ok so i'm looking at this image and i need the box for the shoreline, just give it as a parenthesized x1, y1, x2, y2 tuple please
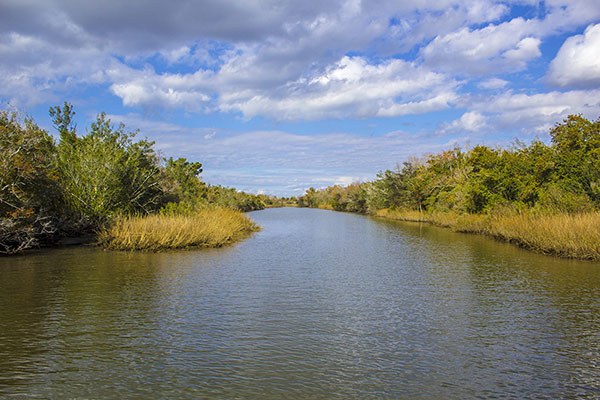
(372, 208, 600, 261)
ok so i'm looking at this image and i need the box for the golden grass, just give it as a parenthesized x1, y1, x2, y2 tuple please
(98, 207, 260, 251)
(374, 209, 487, 232)
(375, 208, 600, 260)
(486, 211, 600, 260)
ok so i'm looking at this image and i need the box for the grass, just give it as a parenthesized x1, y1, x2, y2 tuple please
(375, 208, 600, 260)
(98, 207, 260, 251)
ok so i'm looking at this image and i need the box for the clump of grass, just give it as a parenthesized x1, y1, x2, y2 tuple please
(375, 208, 600, 260)
(98, 207, 260, 251)
(486, 211, 600, 259)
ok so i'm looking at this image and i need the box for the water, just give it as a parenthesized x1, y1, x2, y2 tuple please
(1, 208, 599, 399)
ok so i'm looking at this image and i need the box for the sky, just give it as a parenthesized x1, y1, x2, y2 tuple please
(1, 0, 600, 196)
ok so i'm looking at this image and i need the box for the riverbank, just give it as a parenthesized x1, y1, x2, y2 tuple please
(98, 207, 260, 251)
(374, 208, 600, 260)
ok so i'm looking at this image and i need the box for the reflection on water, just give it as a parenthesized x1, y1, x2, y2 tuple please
(0, 208, 599, 398)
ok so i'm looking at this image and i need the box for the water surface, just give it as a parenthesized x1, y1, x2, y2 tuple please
(1, 208, 599, 398)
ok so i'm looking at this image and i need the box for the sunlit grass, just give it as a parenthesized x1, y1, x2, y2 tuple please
(375, 208, 600, 260)
(486, 211, 600, 260)
(98, 207, 260, 251)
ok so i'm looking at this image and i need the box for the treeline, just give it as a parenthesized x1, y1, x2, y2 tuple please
(299, 115, 600, 216)
(0, 103, 266, 254)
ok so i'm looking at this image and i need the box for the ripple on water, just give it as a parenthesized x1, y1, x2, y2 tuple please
(0, 208, 599, 398)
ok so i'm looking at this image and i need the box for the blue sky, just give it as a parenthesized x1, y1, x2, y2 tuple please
(1, 0, 600, 196)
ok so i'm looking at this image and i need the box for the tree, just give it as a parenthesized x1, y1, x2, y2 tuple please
(549, 115, 600, 206)
(49, 102, 77, 146)
(55, 111, 162, 226)
(161, 157, 205, 205)
(0, 112, 61, 253)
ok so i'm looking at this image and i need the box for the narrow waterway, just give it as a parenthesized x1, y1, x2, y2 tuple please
(1, 208, 599, 399)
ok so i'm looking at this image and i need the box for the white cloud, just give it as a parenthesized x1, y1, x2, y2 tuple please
(108, 66, 214, 110)
(1, 0, 600, 197)
(444, 111, 488, 132)
(540, 0, 600, 35)
(503, 37, 541, 60)
(478, 77, 508, 90)
(0, 30, 110, 106)
(421, 17, 541, 75)
(547, 23, 600, 88)
(219, 55, 458, 119)
(470, 89, 600, 133)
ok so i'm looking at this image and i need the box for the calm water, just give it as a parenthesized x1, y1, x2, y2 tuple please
(1, 208, 599, 399)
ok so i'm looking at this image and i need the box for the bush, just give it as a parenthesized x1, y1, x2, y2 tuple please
(56, 112, 162, 226)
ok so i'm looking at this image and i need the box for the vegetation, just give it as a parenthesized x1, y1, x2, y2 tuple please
(0, 112, 62, 253)
(0, 103, 266, 254)
(98, 207, 259, 251)
(375, 209, 600, 259)
(205, 185, 266, 212)
(298, 115, 600, 260)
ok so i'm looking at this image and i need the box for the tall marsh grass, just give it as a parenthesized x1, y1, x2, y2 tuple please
(375, 208, 600, 260)
(98, 207, 260, 251)
(486, 211, 600, 259)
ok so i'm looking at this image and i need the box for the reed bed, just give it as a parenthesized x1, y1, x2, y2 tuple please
(98, 207, 260, 251)
(486, 211, 600, 260)
(374, 209, 487, 232)
(375, 208, 600, 260)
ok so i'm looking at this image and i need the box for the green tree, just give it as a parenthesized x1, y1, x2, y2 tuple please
(549, 115, 600, 206)
(161, 157, 205, 205)
(0, 112, 61, 253)
(55, 111, 162, 226)
(49, 101, 77, 145)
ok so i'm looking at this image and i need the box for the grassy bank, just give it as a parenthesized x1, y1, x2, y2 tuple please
(375, 209, 600, 260)
(98, 207, 260, 251)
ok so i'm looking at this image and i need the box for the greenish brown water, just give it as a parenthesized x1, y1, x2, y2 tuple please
(1, 208, 599, 399)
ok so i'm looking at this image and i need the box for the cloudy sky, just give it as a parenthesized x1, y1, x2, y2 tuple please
(2, 0, 600, 196)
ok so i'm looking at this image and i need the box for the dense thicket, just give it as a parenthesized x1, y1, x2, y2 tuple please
(0, 112, 62, 253)
(0, 104, 265, 254)
(299, 115, 600, 215)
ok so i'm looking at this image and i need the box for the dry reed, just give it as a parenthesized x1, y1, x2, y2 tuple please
(375, 208, 600, 260)
(98, 207, 260, 251)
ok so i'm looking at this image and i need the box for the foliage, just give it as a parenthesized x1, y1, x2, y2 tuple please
(1, 103, 269, 254)
(549, 114, 600, 206)
(300, 115, 600, 216)
(0, 112, 61, 253)
(160, 157, 205, 205)
(257, 194, 298, 208)
(205, 185, 266, 212)
(55, 112, 163, 226)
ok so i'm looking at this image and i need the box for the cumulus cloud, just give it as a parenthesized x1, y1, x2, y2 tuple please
(469, 89, 600, 133)
(2, 0, 598, 117)
(540, 0, 600, 35)
(219, 56, 458, 119)
(444, 111, 488, 132)
(1, 0, 600, 195)
(547, 23, 600, 88)
(421, 17, 541, 75)
(108, 65, 214, 110)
